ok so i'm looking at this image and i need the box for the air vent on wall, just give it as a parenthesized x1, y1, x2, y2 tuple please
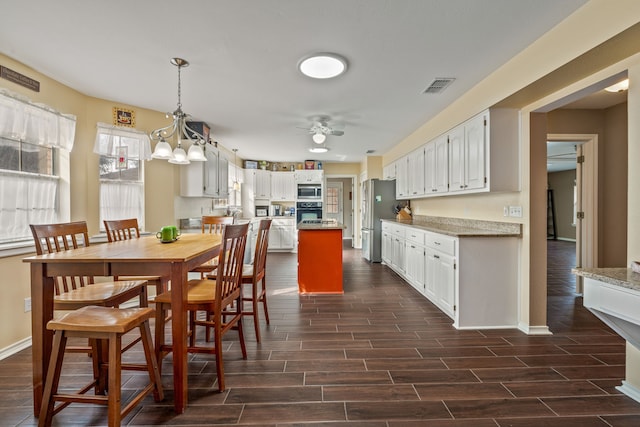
(422, 77, 455, 94)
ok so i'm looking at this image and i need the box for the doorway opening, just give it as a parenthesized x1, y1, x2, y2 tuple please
(326, 176, 356, 247)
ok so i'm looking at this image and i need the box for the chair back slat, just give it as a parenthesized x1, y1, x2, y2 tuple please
(215, 223, 248, 308)
(30, 221, 95, 294)
(103, 218, 141, 242)
(253, 219, 272, 281)
(202, 216, 234, 234)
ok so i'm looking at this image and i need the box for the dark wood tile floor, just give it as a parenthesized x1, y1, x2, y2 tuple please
(3, 240, 640, 426)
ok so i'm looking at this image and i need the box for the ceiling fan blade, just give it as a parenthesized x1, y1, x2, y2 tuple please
(330, 130, 344, 136)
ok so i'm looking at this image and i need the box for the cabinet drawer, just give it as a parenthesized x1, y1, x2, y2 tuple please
(390, 225, 406, 239)
(406, 229, 425, 245)
(425, 233, 455, 255)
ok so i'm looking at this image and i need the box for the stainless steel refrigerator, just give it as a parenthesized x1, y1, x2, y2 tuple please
(361, 179, 398, 262)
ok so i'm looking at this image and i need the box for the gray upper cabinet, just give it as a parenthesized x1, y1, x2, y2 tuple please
(180, 144, 229, 198)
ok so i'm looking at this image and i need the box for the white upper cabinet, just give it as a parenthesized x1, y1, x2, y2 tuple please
(270, 172, 296, 201)
(383, 162, 396, 180)
(255, 169, 271, 199)
(407, 147, 426, 197)
(396, 108, 519, 200)
(180, 144, 228, 198)
(395, 156, 409, 199)
(294, 170, 323, 184)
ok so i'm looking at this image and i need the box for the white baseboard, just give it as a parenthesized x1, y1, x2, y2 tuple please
(518, 323, 553, 335)
(617, 381, 640, 403)
(0, 336, 31, 361)
(555, 237, 576, 242)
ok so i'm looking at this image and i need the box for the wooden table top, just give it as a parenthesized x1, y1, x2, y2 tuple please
(23, 233, 223, 264)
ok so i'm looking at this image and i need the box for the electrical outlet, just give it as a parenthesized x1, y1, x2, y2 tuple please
(509, 206, 523, 218)
(24, 297, 31, 313)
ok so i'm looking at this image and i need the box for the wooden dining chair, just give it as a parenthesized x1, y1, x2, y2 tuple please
(30, 221, 148, 311)
(103, 218, 167, 295)
(240, 219, 272, 342)
(154, 222, 249, 392)
(30, 221, 149, 356)
(191, 216, 234, 279)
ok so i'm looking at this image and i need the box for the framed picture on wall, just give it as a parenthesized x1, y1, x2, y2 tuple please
(113, 107, 135, 127)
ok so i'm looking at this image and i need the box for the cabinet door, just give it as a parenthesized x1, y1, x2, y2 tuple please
(203, 147, 219, 196)
(464, 113, 486, 191)
(255, 170, 271, 199)
(448, 126, 465, 192)
(218, 154, 229, 198)
(408, 148, 425, 197)
(383, 162, 396, 180)
(436, 252, 456, 317)
(424, 248, 438, 301)
(434, 135, 449, 193)
(271, 172, 295, 201)
(381, 231, 392, 264)
(424, 141, 436, 194)
(392, 236, 406, 273)
(406, 243, 425, 293)
(395, 156, 409, 199)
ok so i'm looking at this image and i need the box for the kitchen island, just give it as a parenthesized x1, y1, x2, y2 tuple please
(297, 220, 346, 294)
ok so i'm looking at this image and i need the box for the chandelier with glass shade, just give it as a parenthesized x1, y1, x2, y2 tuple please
(150, 58, 207, 164)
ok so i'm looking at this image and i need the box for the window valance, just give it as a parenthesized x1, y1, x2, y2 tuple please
(0, 88, 76, 151)
(93, 122, 151, 160)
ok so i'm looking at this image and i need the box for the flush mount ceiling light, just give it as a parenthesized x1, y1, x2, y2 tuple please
(312, 132, 326, 144)
(299, 53, 347, 79)
(150, 58, 208, 165)
(309, 146, 329, 153)
(605, 79, 629, 92)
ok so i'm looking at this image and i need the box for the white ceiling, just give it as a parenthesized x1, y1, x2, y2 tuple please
(0, 0, 589, 164)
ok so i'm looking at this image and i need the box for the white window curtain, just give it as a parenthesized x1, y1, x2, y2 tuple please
(0, 88, 76, 150)
(0, 90, 74, 244)
(0, 171, 58, 243)
(93, 123, 151, 160)
(94, 123, 150, 231)
(99, 181, 144, 227)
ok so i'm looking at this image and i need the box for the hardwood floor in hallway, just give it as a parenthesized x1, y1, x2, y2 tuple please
(3, 242, 640, 426)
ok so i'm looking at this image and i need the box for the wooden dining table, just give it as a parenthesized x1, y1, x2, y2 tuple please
(23, 232, 222, 416)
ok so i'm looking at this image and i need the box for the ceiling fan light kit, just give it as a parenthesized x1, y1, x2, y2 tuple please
(312, 132, 326, 144)
(299, 53, 347, 79)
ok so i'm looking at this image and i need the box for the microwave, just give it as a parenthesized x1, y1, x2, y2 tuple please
(256, 206, 269, 217)
(297, 184, 322, 199)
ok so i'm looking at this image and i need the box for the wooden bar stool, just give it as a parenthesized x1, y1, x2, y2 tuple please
(38, 306, 164, 427)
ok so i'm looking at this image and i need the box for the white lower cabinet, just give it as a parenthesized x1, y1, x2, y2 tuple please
(268, 218, 296, 251)
(405, 229, 426, 293)
(381, 220, 519, 329)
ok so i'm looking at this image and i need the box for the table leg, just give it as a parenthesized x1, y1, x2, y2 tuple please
(170, 263, 188, 414)
(30, 263, 54, 416)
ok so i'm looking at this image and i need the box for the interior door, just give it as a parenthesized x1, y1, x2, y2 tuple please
(326, 181, 343, 225)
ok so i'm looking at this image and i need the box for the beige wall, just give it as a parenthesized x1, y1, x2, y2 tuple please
(548, 170, 577, 241)
(547, 105, 628, 266)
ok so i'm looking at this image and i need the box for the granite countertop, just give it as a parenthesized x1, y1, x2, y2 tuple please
(381, 216, 522, 238)
(297, 221, 346, 231)
(573, 267, 640, 292)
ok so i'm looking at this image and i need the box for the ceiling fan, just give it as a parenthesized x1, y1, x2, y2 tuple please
(303, 116, 344, 144)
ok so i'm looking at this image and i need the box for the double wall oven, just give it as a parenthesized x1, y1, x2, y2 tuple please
(296, 201, 322, 223)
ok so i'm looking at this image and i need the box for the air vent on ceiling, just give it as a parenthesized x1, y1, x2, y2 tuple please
(366, 149, 375, 154)
(422, 77, 455, 94)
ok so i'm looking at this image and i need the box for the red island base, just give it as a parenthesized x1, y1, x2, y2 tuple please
(297, 228, 344, 294)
